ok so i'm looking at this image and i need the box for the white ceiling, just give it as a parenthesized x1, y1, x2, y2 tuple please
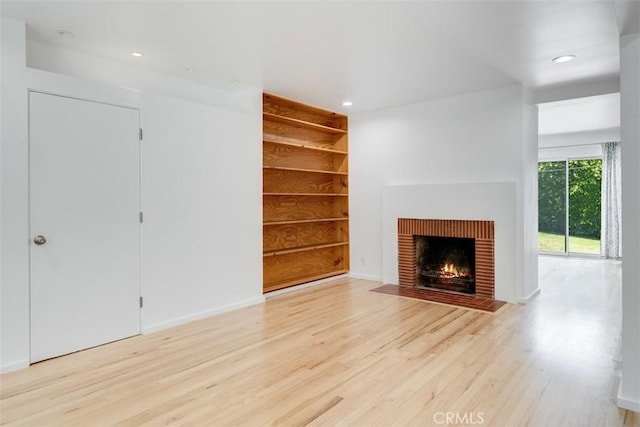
(0, 1, 637, 114)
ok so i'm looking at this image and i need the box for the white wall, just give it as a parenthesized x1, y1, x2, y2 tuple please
(539, 144, 604, 162)
(1, 17, 31, 373)
(1, 19, 263, 372)
(538, 93, 620, 136)
(618, 32, 640, 413)
(521, 91, 540, 301)
(349, 85, 539, 302)
(140, 93, 263, 332)
(538, 128, 617, 161)
(539, 127, 620, 148)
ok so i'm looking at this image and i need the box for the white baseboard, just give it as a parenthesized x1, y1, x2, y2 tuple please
(348, 272, 383, 282)
(265, 274, 350, 298)
(518, 287, 541, 303)
(618, 384, 640, 412)
(1, 359, 30, 374)
(141, 295, 266, 335)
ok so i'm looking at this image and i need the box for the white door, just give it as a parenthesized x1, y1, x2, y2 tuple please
(29, 91, 141, 363)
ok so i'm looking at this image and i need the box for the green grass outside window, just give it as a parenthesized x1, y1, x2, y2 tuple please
(538, 232, 600, 254)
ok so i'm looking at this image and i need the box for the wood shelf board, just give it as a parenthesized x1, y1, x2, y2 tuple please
(263, 221, 349, 253)
(264, 112, 347, 135)
(263, 195, 348, 223)
(264, 93, 347, 118)
(263, 270, 349, 293)
(264, 218, 349, 226)
(264, 168, 348, 195)
(263, 193, 348, 197)
(263, 246, 348, 289)
(263, 123, 340, 147)
(263, 93, 347, 121)
(263, 242, 349, 257)
(263, 165, 347, 175)
(263, 143, 346, 174)
(263, 138, 347, 155)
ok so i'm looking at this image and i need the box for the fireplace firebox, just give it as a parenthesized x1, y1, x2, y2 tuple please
(415, 236, 476, 294)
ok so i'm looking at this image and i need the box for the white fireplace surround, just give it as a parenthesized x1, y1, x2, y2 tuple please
(382, 182, 518, 303)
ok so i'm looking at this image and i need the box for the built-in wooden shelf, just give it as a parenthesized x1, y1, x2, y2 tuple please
(263, 242, 349, 258)
(263, 138, 347, 155)
(263, 112, 347, 135)
(263, 217, 349, 226)
(262, 93, 349, 293)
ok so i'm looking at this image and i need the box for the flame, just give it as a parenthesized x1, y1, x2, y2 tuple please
(442, 263, 458, 275)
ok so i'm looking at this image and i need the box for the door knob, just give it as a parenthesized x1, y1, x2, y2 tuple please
(34, 235, 47, 246)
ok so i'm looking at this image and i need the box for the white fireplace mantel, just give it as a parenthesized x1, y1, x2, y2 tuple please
(382, 182, 518, 303)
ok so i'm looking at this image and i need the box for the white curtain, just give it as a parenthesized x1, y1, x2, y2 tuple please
(601, 141, 622, 259)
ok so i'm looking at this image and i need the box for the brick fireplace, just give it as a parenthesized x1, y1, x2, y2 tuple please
(398, 218, 495, 299)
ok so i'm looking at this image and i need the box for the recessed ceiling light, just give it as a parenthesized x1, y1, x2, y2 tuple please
(230, 80, 241, 85)
(552, 55, 576, 63)
(55, 30, 74, 37)
(342, 101, 353, 107)
(131, 51, 144, 57)
(184, 67, 196, 72)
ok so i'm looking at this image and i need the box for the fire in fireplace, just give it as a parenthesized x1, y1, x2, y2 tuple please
(415, 235, 476, 294)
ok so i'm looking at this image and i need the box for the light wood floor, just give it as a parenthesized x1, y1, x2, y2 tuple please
(1, 256, 638, 426)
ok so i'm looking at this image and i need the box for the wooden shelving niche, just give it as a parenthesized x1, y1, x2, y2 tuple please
(263, 93, 349, 293)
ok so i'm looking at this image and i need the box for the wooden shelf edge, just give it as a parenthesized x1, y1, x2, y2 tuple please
(263, 165, 348, 175)
(264, 112, 347, 134)
(263, 92, 348, 120)
(263, 138, 348, 155)
(263, 193, 348, 197)
(263, 270, 349, 293)
(263, 242, 349, 257)
(263, 218, 349, 226)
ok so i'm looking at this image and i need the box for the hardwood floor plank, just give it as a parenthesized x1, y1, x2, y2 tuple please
(1, 259, 638, 426)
